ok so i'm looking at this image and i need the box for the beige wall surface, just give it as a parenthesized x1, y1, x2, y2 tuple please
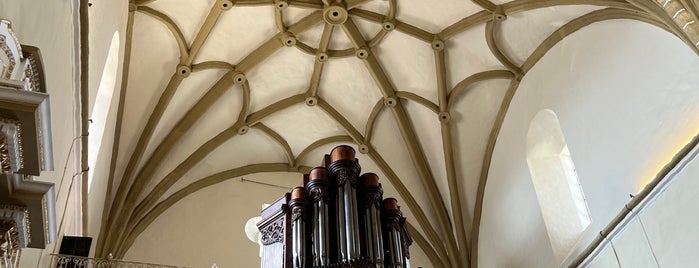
(0, 0, 81, 266)
(123, 172, 301, 268)
(86, 0, 129, 257)
(478, 19, 699, 268)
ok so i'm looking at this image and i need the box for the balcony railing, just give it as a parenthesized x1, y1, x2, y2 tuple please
(49, 254, 188, 268)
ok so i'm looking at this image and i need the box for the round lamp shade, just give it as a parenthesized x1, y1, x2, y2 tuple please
(244, 216, 262, 243)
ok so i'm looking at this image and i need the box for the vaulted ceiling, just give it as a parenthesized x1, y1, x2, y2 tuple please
(92, 0, 699, 267)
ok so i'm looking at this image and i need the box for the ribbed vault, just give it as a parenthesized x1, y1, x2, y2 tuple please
(93, 0, 699, 267)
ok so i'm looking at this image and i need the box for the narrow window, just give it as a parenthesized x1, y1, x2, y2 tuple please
(88, 31, 120, 190)
(526, 109, 591, 263)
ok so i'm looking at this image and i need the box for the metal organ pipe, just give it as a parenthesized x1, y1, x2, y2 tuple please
(306, 167, 331, 267)
(257, 145, 412, 268)
(399, 217, 413, 268)
(361, 173, 385, 268)
(337, 183, 347, 262)
(290, 187, 307, 268)
(383, 198, 405, 268)
(328, 146, 362, 264)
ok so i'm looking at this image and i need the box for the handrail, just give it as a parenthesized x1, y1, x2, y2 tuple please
(49, 254, 189, 268)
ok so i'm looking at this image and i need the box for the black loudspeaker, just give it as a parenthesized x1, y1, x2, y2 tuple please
(58, 236, 92, 256)
(57, 236, 92, 268)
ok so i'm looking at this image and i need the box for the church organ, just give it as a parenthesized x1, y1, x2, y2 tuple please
(258, 145, 412, 268)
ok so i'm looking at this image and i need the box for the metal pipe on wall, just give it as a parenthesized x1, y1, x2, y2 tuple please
(571, 134, 699, 267)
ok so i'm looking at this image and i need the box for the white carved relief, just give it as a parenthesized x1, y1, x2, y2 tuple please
(0, 120, 23, 174)
(0, 18, 55, 256)
(0, 20, 44, 92)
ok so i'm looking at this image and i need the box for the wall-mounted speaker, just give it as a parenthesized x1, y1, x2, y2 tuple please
(57, 236, 92, 268)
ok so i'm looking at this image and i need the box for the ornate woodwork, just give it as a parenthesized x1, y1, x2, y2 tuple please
(0, 19, 57, 268)
(0, 217, 20, 268)
(258, 194, 292, 268)
(259, 146, 412, 268)
(0, 20, 52, 176)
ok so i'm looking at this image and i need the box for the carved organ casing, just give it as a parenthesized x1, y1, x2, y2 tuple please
(258, 146, 412, 268)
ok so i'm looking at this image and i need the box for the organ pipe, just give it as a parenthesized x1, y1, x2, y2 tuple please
(290, 187, 307, 268)
(361, 173, 384, 268)
(328, 146, 362, 264)
(382, 198, 407, 268)
(307, 167, 331, 267)
(258, 145, 412, 268)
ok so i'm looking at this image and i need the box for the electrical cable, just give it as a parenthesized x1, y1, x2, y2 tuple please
(636, 214, 661, 267)
(240, 178, 291, 190)
(55, 136, 84, 200)
(52, 171, 85, 255)
(603, 235, 622, 268)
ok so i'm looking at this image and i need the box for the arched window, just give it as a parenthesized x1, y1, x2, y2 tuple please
(526, 109, 591, 263)
(88, 31, 120, 190)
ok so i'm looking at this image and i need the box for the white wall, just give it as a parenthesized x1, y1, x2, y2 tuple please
(478, 19, 699, 268)
(0, 0, 82, 266)
(588, 141, 699, 267)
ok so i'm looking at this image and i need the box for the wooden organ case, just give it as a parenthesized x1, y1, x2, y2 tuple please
(258, 145, 412, 268)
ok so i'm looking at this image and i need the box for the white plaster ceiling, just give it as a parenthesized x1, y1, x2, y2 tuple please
(90, 0, 699, 266)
